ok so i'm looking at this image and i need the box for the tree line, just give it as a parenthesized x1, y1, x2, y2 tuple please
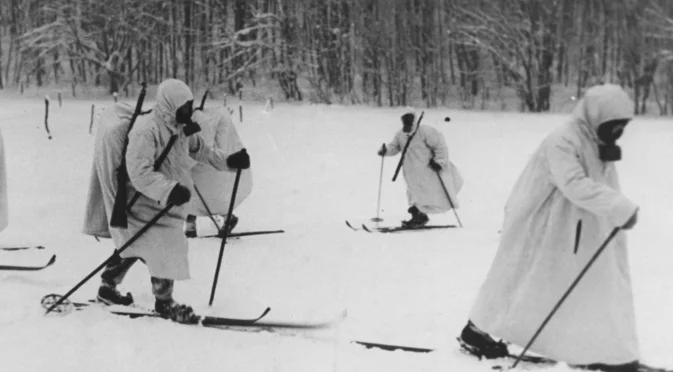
(1, 0, 673, 114)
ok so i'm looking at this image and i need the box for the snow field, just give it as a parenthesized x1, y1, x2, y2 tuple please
(0, 98, 670, 371)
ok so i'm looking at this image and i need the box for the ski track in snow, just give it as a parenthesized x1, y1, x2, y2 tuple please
(0, 99, 671, 372)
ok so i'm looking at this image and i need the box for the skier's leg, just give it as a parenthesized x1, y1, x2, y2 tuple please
(185, 214, 197, 238)
(97, 254, 138, 305)
(151, 276, 174, 302)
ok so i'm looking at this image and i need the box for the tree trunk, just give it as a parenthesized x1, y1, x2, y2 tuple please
(171, 0, 179, 79)
(0, 23, 4, 89)
(184, 1, 192, 85)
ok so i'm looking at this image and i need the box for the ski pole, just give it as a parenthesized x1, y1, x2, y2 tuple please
(45, 203, 175, 314)
(510, 227, 621, 369)
(197, 89, 210, 111)
(209, 162, 244, 306)
(193, 184, 221, 231)
(436, 171, 463, 228)
(574, 220, 582, 254)
(372, 145, 385, 222)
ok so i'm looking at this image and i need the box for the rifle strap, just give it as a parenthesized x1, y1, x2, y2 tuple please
(153, 135, 178, 171)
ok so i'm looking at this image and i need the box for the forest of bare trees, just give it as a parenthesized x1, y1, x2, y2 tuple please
(2, 0, 673, 114)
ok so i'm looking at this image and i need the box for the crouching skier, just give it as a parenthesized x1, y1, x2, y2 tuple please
(184, 105, 252, 238)
(83, 79, 250, 323)
(457, 84, 656, 372)
(378, 108, 463, 227)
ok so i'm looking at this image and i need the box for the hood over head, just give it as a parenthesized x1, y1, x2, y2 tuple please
(401, 107, 418, 132)
(154, 79, 194, 129)
(571, 84, 632, 143)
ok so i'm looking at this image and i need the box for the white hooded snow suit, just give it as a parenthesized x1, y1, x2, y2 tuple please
(469, 84, 640, 365)
(384, 119, 463, 214)
(83, 79, 232, 280)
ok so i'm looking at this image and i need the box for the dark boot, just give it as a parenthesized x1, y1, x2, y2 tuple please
(155, 298, 200, 324)
(458, 320, 509, 359)
(402, 206, 430, 228)
(217, 214, 239, 237)
(97, 284, 134, 306)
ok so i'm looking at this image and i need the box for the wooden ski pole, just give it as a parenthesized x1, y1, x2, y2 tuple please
(194, 185, 222, 231)
(209, 160, 244, 306)
(436, 171, 463, 228)
(372, 145, 385, 222)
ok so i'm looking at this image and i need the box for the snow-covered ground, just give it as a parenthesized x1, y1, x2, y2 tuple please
(0, 97, 671, 372)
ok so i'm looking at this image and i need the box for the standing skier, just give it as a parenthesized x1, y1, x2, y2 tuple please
(377, 109, 462, 227)
(184, 106, 252, 238)
(458, 84, 645, 371)
(83, 79, 250, 323)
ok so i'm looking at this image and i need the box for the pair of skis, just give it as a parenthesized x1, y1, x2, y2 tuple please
(0, 245, 55, 271)
(346, 220, 456, 233)
(195, 229, 285, 239)
(41, 293, 344, 330)
(40, 294, 439, 356)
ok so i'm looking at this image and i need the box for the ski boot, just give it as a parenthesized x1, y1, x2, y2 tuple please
(155, 298, 200, 324)
(97, 284, 134, 306)
(217, 214, 239, 237)
(185, 215, 197, 238)
(457, 320, 509, 360)
(401, 206, 429, 228)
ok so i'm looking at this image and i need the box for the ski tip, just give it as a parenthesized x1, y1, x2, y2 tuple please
(361, 224, 371, 232)
(47, 254, 57, 266)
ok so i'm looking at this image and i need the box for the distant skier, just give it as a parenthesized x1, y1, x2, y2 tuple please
(458, 84, 645, 371)
(377, 109, 463, 227)
(83, 79, 250, 323)
(184, 106, 252, 238)
(0, 128, 7, 234)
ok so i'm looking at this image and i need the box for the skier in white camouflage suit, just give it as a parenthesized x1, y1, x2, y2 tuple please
(184, 106, 252, 238)
(378, 109, 463, 227)
(83, 79, 250, 323)
(458, 84, 649, 372)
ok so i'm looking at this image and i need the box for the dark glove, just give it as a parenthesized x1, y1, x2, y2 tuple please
(622, 210, 638, 230)
(429, 159, 442, 172)
(226, 149, 250, 169)
(167, 184, 191, 206)
(182, 120, 201, 136)
(377, 144, 387, 156)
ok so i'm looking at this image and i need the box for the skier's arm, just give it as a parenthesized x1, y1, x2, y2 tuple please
(545, 137, 638, 227)
(188, 134, 231, 171)
(384, 133, 403, 157)
(424, 128, 449, 167)
(126, 128, 177, 205)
